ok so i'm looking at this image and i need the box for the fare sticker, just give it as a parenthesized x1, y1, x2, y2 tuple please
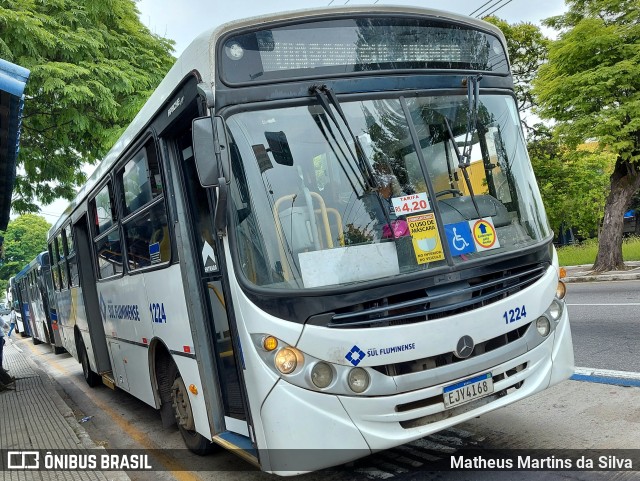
(391, 192, 430, 215)
(407, 213, 445, 264)
(469, 217, 500, 251)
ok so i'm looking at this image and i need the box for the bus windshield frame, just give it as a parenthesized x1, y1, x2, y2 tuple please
(224, 91, 551, 292)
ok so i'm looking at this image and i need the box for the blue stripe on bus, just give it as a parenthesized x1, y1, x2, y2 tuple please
(570, 373, 640, 388)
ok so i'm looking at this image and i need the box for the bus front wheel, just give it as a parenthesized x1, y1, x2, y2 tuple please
(168, 362, 216, 455)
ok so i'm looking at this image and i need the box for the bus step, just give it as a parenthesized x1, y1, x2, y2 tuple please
(212, 431, 258, 467)
(101, 372, 116, 390)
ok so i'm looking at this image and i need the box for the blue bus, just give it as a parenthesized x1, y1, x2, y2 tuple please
(14, 252, 66, 353)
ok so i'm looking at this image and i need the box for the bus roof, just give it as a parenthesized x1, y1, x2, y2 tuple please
(49, 5, 506, 236)
(214, 5, 505, 40)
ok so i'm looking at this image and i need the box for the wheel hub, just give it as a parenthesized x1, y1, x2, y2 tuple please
(171, 376, 195, 431)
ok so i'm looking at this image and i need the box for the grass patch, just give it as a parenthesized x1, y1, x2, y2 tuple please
(557, 236, 640, 266)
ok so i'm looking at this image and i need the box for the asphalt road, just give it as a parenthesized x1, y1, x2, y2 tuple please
(565, 280, 640, 373)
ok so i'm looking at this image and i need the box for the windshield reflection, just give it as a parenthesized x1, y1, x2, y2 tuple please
(226, 94, 550, 290)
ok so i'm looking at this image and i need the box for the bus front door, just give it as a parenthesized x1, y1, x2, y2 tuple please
(171, 121, 252, 441)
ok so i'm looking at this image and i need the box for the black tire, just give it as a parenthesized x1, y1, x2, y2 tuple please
(79, 340, 101, 387)
(167, 362, 216, 455)
(43, 322, 52, 345)
(42, 322, 51, 345)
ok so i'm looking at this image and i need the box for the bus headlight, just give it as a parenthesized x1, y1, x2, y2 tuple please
(556, 280, 566, 299)
(347, 367, 370, 393)
(548, 299, 563, 322)
(275, 347, 303, 374)
(311, 362, 333, 388)
(536, 316, 551, 337)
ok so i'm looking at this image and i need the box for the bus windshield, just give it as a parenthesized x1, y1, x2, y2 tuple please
(227, 93, 551, 290)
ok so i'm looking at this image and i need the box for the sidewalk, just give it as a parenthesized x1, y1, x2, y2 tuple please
(0, 338, 129, 480)
(562, 260, 640, 283)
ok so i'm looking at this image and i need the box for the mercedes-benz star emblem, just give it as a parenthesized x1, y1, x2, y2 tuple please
(454, 335, 475, 359)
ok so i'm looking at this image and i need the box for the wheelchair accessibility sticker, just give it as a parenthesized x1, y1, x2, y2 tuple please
(407, 213, 445, 264)
(444, 222, 476, 256)
(470, 217, 500, 251)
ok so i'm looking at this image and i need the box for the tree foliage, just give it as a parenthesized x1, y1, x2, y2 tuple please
(0, 214, 51, 282)
(0, 0, 175, 212)
(534, 0, 640, 271)
(484, 16, 549, 130)
(528, 128, 614, 237)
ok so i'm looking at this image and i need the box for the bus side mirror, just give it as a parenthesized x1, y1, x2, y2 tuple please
(192, 116, 230, 187)
(265, 131, 294, 166)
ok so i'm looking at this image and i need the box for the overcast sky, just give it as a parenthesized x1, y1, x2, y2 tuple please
(37, 0, 567, 224)
(137, 0, 567, 56)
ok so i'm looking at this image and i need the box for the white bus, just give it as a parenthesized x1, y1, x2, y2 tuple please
(48, 6, 574, 474)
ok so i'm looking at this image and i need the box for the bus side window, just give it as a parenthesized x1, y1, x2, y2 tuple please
(64, 224, 79, 287)
(57, 234, 68, 289)
(118, 139, 171, 271)
(49, 243, 61, 291)
(91, 182, 124, 278)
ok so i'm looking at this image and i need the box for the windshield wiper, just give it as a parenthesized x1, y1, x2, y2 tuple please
(309, 85, 397, 236)
(442, 75, 483, 217)
(309, 105, 364, 196)
(310, 85, 378, 191)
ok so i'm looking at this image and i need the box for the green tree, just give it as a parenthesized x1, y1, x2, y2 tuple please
(534, 0, 640, 271)
(0, 0, 175, 212)
(484, 16, 549, 132)
(0, 214, 51, 280)
(528, 129, 614, 238)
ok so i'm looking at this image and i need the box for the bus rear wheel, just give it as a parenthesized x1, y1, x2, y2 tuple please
(79, 340, 101, 387)
(168, 362, 216, 455)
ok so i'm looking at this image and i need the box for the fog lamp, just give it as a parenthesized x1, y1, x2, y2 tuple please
(536, 316, 551, 337)
(556, 280, 566, 299)
(347, 367, 370, 394)
(548, 299, 563, 322)
(311, 362, 333, 389)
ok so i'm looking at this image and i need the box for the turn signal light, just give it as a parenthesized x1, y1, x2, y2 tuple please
(262, 336, 278, 351)
(189, 384, 198, 395)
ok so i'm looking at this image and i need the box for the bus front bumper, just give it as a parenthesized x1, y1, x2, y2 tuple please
(258, 311, 573, 474)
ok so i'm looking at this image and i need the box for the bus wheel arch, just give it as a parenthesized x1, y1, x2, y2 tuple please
(149, 339, 174, 419)
(150, 340, 215, 455)
(167, 360, 216, 455)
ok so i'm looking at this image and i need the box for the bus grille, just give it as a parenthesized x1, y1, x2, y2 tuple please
(327, 263, 547, 329)
(371, 322, 530, 377)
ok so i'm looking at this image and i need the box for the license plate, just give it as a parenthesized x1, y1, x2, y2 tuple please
(443, 372, 494, 409)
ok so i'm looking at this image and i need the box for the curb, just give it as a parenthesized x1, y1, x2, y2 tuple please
(564, 273, 640, 283)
